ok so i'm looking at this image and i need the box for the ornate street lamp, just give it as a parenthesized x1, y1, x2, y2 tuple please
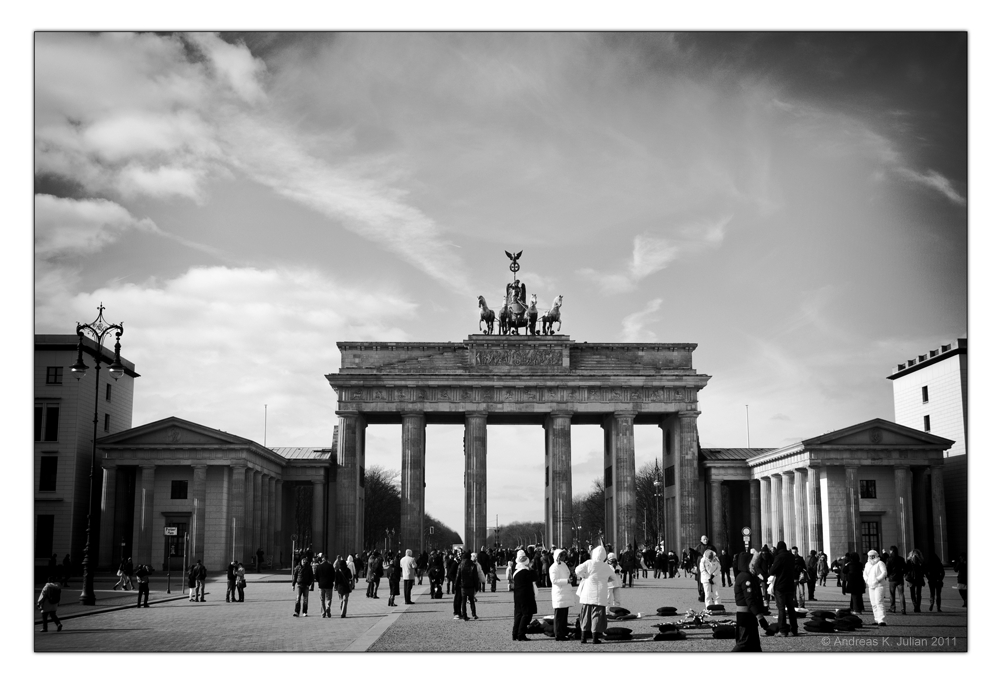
(653, 478, 663, 548)
(71, 303, 125, 605)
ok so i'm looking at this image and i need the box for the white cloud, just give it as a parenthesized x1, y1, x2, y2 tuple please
(186, 32, 267, 104)
(34, 194, 161, 258)
(35, 265, 418, 446)
(581, 216, 732, 294)
(118, 164, 206, 200)
(620, 298, 663, 342)
(897, 168, 967, 207)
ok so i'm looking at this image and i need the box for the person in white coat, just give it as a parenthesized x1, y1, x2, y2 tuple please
(400, 549, 419, 605)
(575, 545, 616, 645)
(700, 549, 722, 609)
(863, 549, 888, 626)
(549, 549, 576, 641)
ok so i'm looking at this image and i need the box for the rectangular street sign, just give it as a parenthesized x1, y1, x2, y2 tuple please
(164, 526, 178, 536)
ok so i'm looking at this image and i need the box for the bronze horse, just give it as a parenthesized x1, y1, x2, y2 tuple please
(540, 295, 563, 335)
(478, 296, 495, 334)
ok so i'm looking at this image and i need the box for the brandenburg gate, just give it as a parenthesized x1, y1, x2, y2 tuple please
(326, 335, 711, 557)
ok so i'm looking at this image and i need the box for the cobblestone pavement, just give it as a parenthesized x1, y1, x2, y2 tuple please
(34, 570, 967, 653)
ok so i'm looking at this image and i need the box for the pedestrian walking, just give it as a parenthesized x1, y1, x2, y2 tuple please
(806, 549, 819, 600)
(334, 555, 353, 617)
(549, 548, 575, 641)
(885, 546, 907, 614)
(236, 562, 246, 601)
(37, 576, 63, 632)
(768, 541, 798, 637)
(387, 552, 401, 606)
(193, 559, 207, 602)
(732, 551, 770, 651)
(456, 551, 485, 620)
(135, 563, 152, 608)
(292, 556, 313, 617)
(400, 549, 418, 604)
(925, 550, 945, 612)
(113, 556, 134, 590)
(314, 553, 335, 618)
(905, 549, 925, 612)
(575, 545, 616, 644)
(817, 551, 829, 587)
(719, 548, 732, 588)
(366, 550, 383, 599)
(226, 560, 238, 602)
(863, 549, 888, 626)
(512, 549, 538, 640)
(187, 560, 198, 600)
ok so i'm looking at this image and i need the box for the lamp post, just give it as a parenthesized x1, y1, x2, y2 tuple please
(70, 303, 126, 605)
(653, 478, 663, 548)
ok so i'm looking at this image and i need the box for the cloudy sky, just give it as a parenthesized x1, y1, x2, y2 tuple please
(33, 30, 969, 537)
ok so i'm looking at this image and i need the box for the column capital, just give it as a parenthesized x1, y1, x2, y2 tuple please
(401, 411, 425, 419)
(678, 410, 701, 419)
(231, 463, 247, 473)
(336, 410, 360, 418)
(102, 462, 118, 471)
(193, 463, 208, 471)
(894, 464, 911, 472)
(139, 464, 156, 472)
(549, 409, 574, 419)
(465, 411, 488, 419)
(770, 472, 782, 480)
(612, 410, 638, 421)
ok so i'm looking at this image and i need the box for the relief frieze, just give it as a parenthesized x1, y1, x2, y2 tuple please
(337, 384, 694, 404)
(471, 347, 563, 366)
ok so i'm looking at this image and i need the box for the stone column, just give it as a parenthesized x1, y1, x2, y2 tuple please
(911, 467, 930, 554)
(273, 479, 283, 565)
(99, 463, 117, 569)
(781, 472, 795, 549)
(401, 412, 427, 554)
(546, 411, 574, 550)
(793, 469, 808, 551)
(464, 412, 488, 551)
(334, 411, 365, 557)
(759, 476, 772, 548)
(710, 478, 724, 550)
(243, 468, 253, 562)
(192, 465, 207, 562)
(464, 413, 486, 551)
(252, 470, 263, 559)
(135, 465, 156, 566)
(267, 477, 277, 565)
(312, 479, 325, 552)
(844, 466, 862, 553)
(604, 411, 637, 551)
(894, 466, 915, 557)
(929, 465, 949, 562)
(677, 411, 701, 551)
(770, 474, 783, 547)
(230, 465, 246, 563)
(807, 466, 823, 553)
(749, 478, 762, 550)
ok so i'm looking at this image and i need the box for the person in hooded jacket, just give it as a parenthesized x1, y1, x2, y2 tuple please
(549, 548, 575, 641)
(512, 549, 538, 640)
(768, 541, 798, 636)
(575, 546, 616, 645)
(863, 549, 888, 626)
(700, 549, 722, 609)
(842, 551, 865, 614)
(732, 551, 770, 651)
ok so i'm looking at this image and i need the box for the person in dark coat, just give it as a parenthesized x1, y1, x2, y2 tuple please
(806, 550, 819, 600)
(842, 551, 865, 613)
(905, 549, 925, 612)
(456, 551, 482, 620)
(732, 551, 770, 651)
(292, 556, 314, 617)
(226, 560, 238, 602)
(511, 550, 538, 641)
(768, 541, 798, 636)
(925, 551, 945, 612)
(758, 545, 774, 608)
(387, 553, 401, 606)
(719, 549, 733, 587)
(333, 556, 353, 618)
(693, 535, 717, 600)
(134, 563, 152, 608)
(885, 546, 907, 614)
(314, 554, 335, 618)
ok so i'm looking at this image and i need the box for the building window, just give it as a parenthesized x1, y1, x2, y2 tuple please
(35, 405, 60, 442)
(39, 456, 58, 492)
(545, 466, 549, 487)
(665, 465, 676, 487)
(35, 515, 55, 558)
(604, 466, 613, 488)
(104, 413, 111, 432)
(921, 386, 929, 403)
(170, 480, 188, 499)
(106, 383, 112, 401)
(45, 366, 63, 384)
(860, 480, 877, 499)
(861, 521, 881, 554)
(924, 415, 931, 432)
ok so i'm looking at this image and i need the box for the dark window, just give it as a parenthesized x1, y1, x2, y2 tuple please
(104, 413, 110, 432)
(34, 406, 43, 441)
(860, 480, 877, 499)
(604, 466, 613, 488)
(545, 466, 549, 487)
(45, 366, 63, 384)
(924, 415, 931, 432)
(664, 429, 672, 455)
(43, 406, 59, 442)
(170, 480, 188, 499)
(921, 386, 929, 403)
(35, 515, 55, 558)
(106, 383, 112, 401)
(665, 465, 676, 487)
(39, 457, 58, 492)
(861, 521, 881, 554)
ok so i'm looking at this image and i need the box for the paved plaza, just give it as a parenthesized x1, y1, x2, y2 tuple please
(35, 569, 967, 653)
